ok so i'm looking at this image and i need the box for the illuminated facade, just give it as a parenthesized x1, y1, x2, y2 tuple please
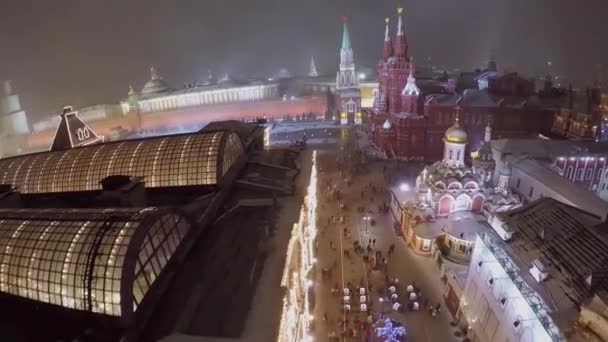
(0, 207, 191, 320)
(121, 67, 279, 114)
(278, 151, 317, 342)
(401, 120, 520, 260)
(460, 235, 560, 342)
(0, 130, 244, 193)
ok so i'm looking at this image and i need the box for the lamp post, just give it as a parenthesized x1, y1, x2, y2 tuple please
(363, 216, 371, 234)
(379, 297, 386, 315)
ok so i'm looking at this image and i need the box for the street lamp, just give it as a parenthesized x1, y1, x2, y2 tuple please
(399, 183, 410, 192)
(363, 216, 371, 234)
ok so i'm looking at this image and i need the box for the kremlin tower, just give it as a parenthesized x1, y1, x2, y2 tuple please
(335, 15, 361, 125)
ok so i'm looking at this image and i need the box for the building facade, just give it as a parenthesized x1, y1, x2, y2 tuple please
(368, 10, 555, 161)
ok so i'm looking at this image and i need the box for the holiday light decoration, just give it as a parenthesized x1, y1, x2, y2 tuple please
(277, 151, 318, 342)
(375, 318, 406, 342)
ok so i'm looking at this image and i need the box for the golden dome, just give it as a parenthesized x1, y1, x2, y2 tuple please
(444, 121, 468, 144)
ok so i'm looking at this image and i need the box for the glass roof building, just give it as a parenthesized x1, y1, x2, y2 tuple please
(0, 130, 244, 194)
(0, 207, 191, 320)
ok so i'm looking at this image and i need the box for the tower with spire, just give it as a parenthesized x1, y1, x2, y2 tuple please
(335, 14, 361, 125)
(374, 7, 413, 116)
(472, 119, 496, 186)
(336, 15, 357, 89)
(308, 56, 319, 77)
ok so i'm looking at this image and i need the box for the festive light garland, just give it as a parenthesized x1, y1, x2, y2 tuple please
(277, 151, 318, 342)
(375, 318, 407, 342)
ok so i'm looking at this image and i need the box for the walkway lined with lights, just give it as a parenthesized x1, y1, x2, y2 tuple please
(311, 143, 461, 342)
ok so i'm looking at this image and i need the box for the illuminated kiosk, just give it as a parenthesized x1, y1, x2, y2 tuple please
(0, 207, 192, 323)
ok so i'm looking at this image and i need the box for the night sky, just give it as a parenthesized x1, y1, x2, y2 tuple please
(0, 0, 606, 121)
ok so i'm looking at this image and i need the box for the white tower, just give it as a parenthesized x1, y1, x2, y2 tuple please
(0, 81, 30, 136)
(497, 162, 512, 194)
(443, 107, 468, 168)
(308, 56, 319, 77)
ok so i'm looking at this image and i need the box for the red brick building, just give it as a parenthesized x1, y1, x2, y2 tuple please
(369, 11, 555, 161)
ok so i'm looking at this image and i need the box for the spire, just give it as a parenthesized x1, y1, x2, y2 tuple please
(487, 54, 497, 72)
(397, 7, 404, 36)
(382, 17, 393, 60)
(309, 56, 319, 77)
(454, 106, 462, 125)
(484, 121, 492, 142)
(393, 8, 408, 59)
(341, 15, 351, 50)
(384, 17, 390, 42)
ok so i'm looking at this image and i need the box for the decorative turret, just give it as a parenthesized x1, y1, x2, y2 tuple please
(401, 58, 420, 96)
(472, 120, 496, 186)
(127, 85, 139, 111)
(382, 17, 393, 61)
(308, 56, 319, 77)
(400, 58, 420, 113)
(393, 7, 408, 59)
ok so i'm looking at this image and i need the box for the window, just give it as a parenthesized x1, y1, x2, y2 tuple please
(529, 187, 534, 198)
(566, 166, 574, 179)
(577, 169, 583, 181)
(458, 244, 467, 254)
(422, 239, 431, 251)
(586, 169, 593, 180)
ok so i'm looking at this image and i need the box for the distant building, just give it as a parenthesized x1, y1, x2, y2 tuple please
(551, 84, 604, 140)
(491, 138, 608, 202)
(120, 66, 280, 114)
(368, 10, 557, 161)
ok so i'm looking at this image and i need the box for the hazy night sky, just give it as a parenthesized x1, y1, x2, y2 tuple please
(0, 0, 606, 121)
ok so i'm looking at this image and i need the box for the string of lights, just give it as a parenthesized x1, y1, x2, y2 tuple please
(277, 150, 318, 342)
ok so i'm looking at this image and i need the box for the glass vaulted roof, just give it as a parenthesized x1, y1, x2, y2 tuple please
(0, 207, 191, 319)
(0, 130, 243, 194)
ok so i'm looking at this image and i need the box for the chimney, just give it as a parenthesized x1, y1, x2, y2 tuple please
(3, 80, 12, 96)
(529, 258, 550, 283)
